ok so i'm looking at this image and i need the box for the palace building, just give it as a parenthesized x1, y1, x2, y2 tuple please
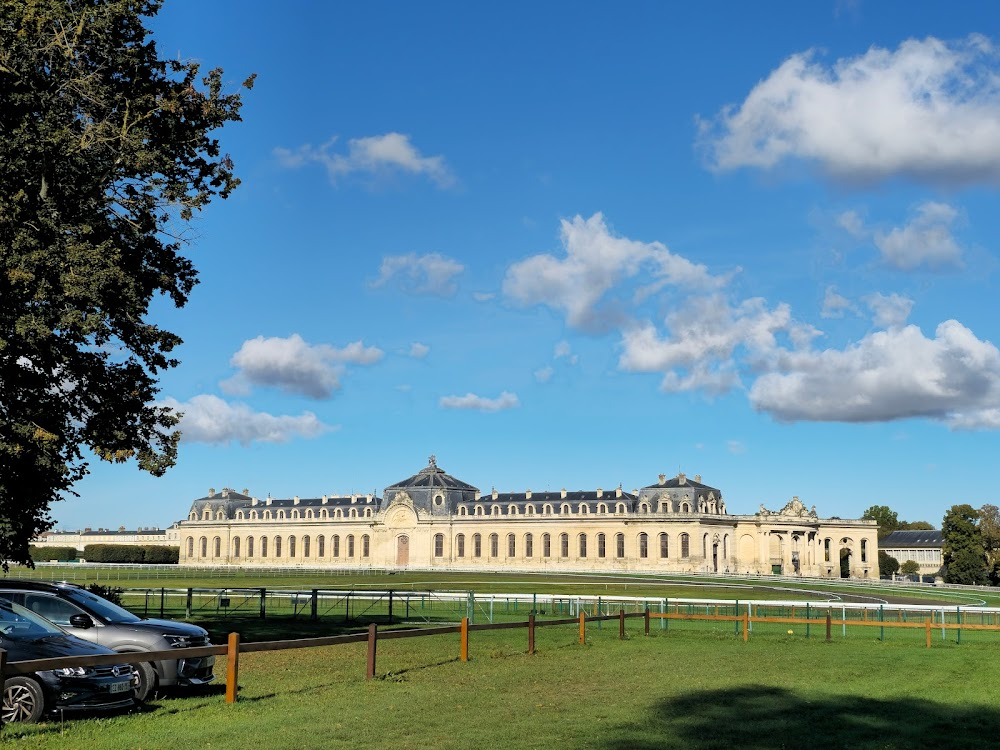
(177, 457, 879, 577)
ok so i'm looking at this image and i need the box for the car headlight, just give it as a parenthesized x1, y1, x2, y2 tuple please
(163, 634, 190, 648)
(53, 666, 92, 677)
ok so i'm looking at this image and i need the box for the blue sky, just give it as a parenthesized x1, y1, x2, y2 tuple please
(60, 0, 1000, 531)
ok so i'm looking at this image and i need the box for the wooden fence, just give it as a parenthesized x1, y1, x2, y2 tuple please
(5, 606, 1000, 728)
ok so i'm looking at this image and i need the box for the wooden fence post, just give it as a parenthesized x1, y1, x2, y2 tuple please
(366, 623, 377, 679)
(619, 609, 625, 639)
(460, 617, 469, 662)
(826, 612, 832, 642)
(644, 607, 650, 636)
(225, 632, 240, 704)
(925, 618, 932, 649)
(743, 609, 749, 642)
(186, 587, 193, 618)
(528, 614, 536, 655)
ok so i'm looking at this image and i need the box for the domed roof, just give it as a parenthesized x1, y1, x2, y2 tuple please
(386, 456, 479, 492)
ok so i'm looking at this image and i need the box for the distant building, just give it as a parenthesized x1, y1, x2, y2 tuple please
(879, 530, 943, 576)
(176, 457, 880, 577)
(33, 525, 182, 556)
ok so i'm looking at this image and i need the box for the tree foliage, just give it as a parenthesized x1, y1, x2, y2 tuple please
(899, 560, 920, 577)
(941, 504, 989, 586)
(82, 543, 178, 563)
(878, 550, 899, 577)
(0, 0, 252, 566)
(862, 505, 900, 538)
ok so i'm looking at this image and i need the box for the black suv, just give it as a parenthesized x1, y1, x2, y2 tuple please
(0, 581, 215, 701)
(1, 599, 134, 723)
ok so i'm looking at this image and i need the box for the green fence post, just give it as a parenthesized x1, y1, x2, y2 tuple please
(957, 606, 962, 645)
(734, 599, 739, 636)
(311, 589, 319, 621)
(597, 597, 602, 630)
(186, 588, 193, 618)
(260, 588, 266, 620)
(806, 603, 810, 639)
(880, 605, 884, 642)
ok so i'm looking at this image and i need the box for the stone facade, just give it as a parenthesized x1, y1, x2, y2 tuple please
(177, 458, 879, 578)
(33, 525, 181, 555)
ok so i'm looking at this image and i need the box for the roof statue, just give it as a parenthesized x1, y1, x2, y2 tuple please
(757, 496, 819, 519)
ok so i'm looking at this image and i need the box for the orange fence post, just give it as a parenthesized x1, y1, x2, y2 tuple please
(366, 623, 377, 679)
(644, 608, 650, 636)
(619, 609, 626, 639)
(579, 611, 586, 645)
(460, 617, 469, 662)
(528, 614, 535, 655)
(742, 609, 749, 642)
(225, 632, 240, 704)
(925, 618, 931, 649)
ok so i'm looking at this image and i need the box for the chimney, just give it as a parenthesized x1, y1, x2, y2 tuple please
(658, 474, 665, 485)
(694, 475, 702, 483)
(491, 488, 498, 500)
(351, 495, 357, 503)
(265, 498, 272, 506)
(615, 487, 622, 498)
(251, 497, 258, 506)
(596, 488, 603, 498)
(526, 489, 532, 499)
(293, 496, 300, 505)
(474, 491, 481, 500)
(208, 487, 216, 497)
(678, 472, 686, 485)
(560, 488, 567, 499)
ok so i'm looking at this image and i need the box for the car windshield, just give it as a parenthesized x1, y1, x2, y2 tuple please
(0, 599, 65, 640)
(64, 589, 141, 623)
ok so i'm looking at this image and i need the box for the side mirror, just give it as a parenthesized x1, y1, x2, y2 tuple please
(69, 613, 95, 629)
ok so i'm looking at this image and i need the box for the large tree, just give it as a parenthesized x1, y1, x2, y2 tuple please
(941, 504, 989, 586)
(0, 0, 252, 566)
(978, 504, 1000, 585)
(861, 505, 900, 538)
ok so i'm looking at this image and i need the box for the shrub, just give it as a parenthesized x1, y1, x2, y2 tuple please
(28, 545, 78, 561)
(82, 544, 180, 564)
(86, 583, 125, 606)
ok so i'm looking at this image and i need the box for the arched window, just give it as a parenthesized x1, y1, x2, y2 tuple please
(291, 509, 299, 519)
(616, 503, 626, 514)
(233, 537, 241, 558)
(543, 504, 553, 515)
(456, 534, 465, 558)
(491, 505, 500, 517)
(263, 510, 272, 520)
(236, 511, 245, 520)
(317, 535, 325, 557)
(260, 536, 268, 557)
(639, 533, 648, 559)
(560, 533, 569, 558)
(489, 533, 499, 557)
(305, 509, 314, 519)
(320, 508, 328, 519)
(365, 508, 372, 518)
(277, 510, 285, 520)
(524, 533, 533, 558)
(681, 503, 690, 513)
(639, 503, 650, 513)
(475, 505, 484, 516)
(615, 533, 625, 559)
(659, 533, 668, 558)
(288, 536, 296, 558)
(509, 504, 519, 516)
(302, 536, 310, 558)
(680, 533, 690, 558)
(507, 533, 515, 557)
(274, 536, 282, 557)
(332, 535, 340, 558)
(202, 508, 211, 520)
(578, 504, 588, 514)
(598, 503, 608, 514)
(861, 539, 868, 563)
(542, 533, 551, 558)
(560, 503, 571, 515)
(824, 538, 831, 562)
(249, 510, 258, 520)
(434, 533, 444, 558)
(199, 537, 207, 558)
(347, 535, 355, 557)
(473, 533, 482, 557)
(703, 534, 708, 558)
(578, 533, 587, 558)
(213, 537, 221, 558)
(350, 508, 358, 518)
(362, 535, 370, 557)
(335, 509, 343, 519)
(189, 511, 197, 521)
(459, 506, 468, 516)
(186, 537, 194, 557)
(597, 533, 606, 558)
(246, 536, 254, 558)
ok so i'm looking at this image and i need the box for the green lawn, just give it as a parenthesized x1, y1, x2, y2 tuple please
(3, 622, 997, 749)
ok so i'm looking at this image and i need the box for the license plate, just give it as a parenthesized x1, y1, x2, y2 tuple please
(109, 680, 132, 694)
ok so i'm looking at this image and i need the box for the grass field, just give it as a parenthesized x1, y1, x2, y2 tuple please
(3, 621, 998, 749)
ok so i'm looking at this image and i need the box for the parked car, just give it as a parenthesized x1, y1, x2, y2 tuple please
(0, 581, 215, 702)
(0, 598, 134, 723)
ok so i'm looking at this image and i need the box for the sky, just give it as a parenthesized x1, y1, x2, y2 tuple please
(58, 0, 1000, 532)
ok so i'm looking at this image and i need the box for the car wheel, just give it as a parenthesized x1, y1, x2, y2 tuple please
(130, 661, 157, 703)
(3, 677, 45, 724)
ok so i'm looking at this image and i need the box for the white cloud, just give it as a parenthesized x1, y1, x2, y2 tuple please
(873, 202, 964, 270)
(472, 292, 496, 302)
(222, 334, 383, 399)
(502, 213, 722, 330)
(409, 342, 430, 359)
(837, 210, 866, 239)
(371, 253, 464, 296)
(439, 391, 520, 412)
(748, 321, 1000, 428)
(274, 132, 453, 187)
(726, 440, 747, 455)
(553, 340, 579, 365)
(701, 35, 1000, 186)
(534, 366, 554, 383)
(161, 395, 329, 445)
(821, 285, 857, 319)
(865, 292, 914, 328)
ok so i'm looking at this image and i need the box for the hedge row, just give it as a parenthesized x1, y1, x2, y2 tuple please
(82, 544, 180, 564)
(29, 545, 79, 561)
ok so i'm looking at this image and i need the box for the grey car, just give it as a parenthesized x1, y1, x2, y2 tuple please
(0, 581, 214, 701)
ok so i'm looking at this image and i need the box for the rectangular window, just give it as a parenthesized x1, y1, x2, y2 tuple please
(473, 534, 482, 557)
(507, 534, 515, 557)
(680, 534, 689, 559)
(457, 534, 465, 558)
(347, 535, 355, 557)
(542, 533, 551, 558)
(598, 533, 606, 558)
(525, 533, 533, 558)
(490, 534, 498, 557)
(579, 534, 587, 558)
(659, 533, 668, 558)
(639, 533, 648, 559)
(560, 534, 569, 558)
(332, 535, 340, 558)
(616, 534, 624, 559)
(434, 534, 444, 557)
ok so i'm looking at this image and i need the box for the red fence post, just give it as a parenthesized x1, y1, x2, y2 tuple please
(366, 623, 377, 679)
(460, 617, 469, 662)
(225, 632, 240, 704)
(619, 609, 625, 639)
(528, 614, 535, 655)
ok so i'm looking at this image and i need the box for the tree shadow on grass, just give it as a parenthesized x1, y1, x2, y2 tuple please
(602, 686, 1000, 750)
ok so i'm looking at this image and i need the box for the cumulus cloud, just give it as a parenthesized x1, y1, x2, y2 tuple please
(821, 286, 857, 319)
(472, 292, 496, 302)
(534, 366, 554, 383)
(865, 292, 914, 328)
(371, 253, 464, 296)
(748, 321, 1000, 428)
(503, 213, 723, 330)
(161, 395, 329, 445)
(873, 202, 964, 270)
(408, 342, 430, 358)
(222, 334, 383, 399)
(701, 35, 1000, 186)
(553, 340, 579, 365)
(274, 132, 453, 187)
(439, 391, 520, 412)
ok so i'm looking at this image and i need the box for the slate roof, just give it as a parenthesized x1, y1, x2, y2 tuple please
(386, 456, 479, 492)
(880, 530, 943, 548)
(640, 474, 719, 493)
